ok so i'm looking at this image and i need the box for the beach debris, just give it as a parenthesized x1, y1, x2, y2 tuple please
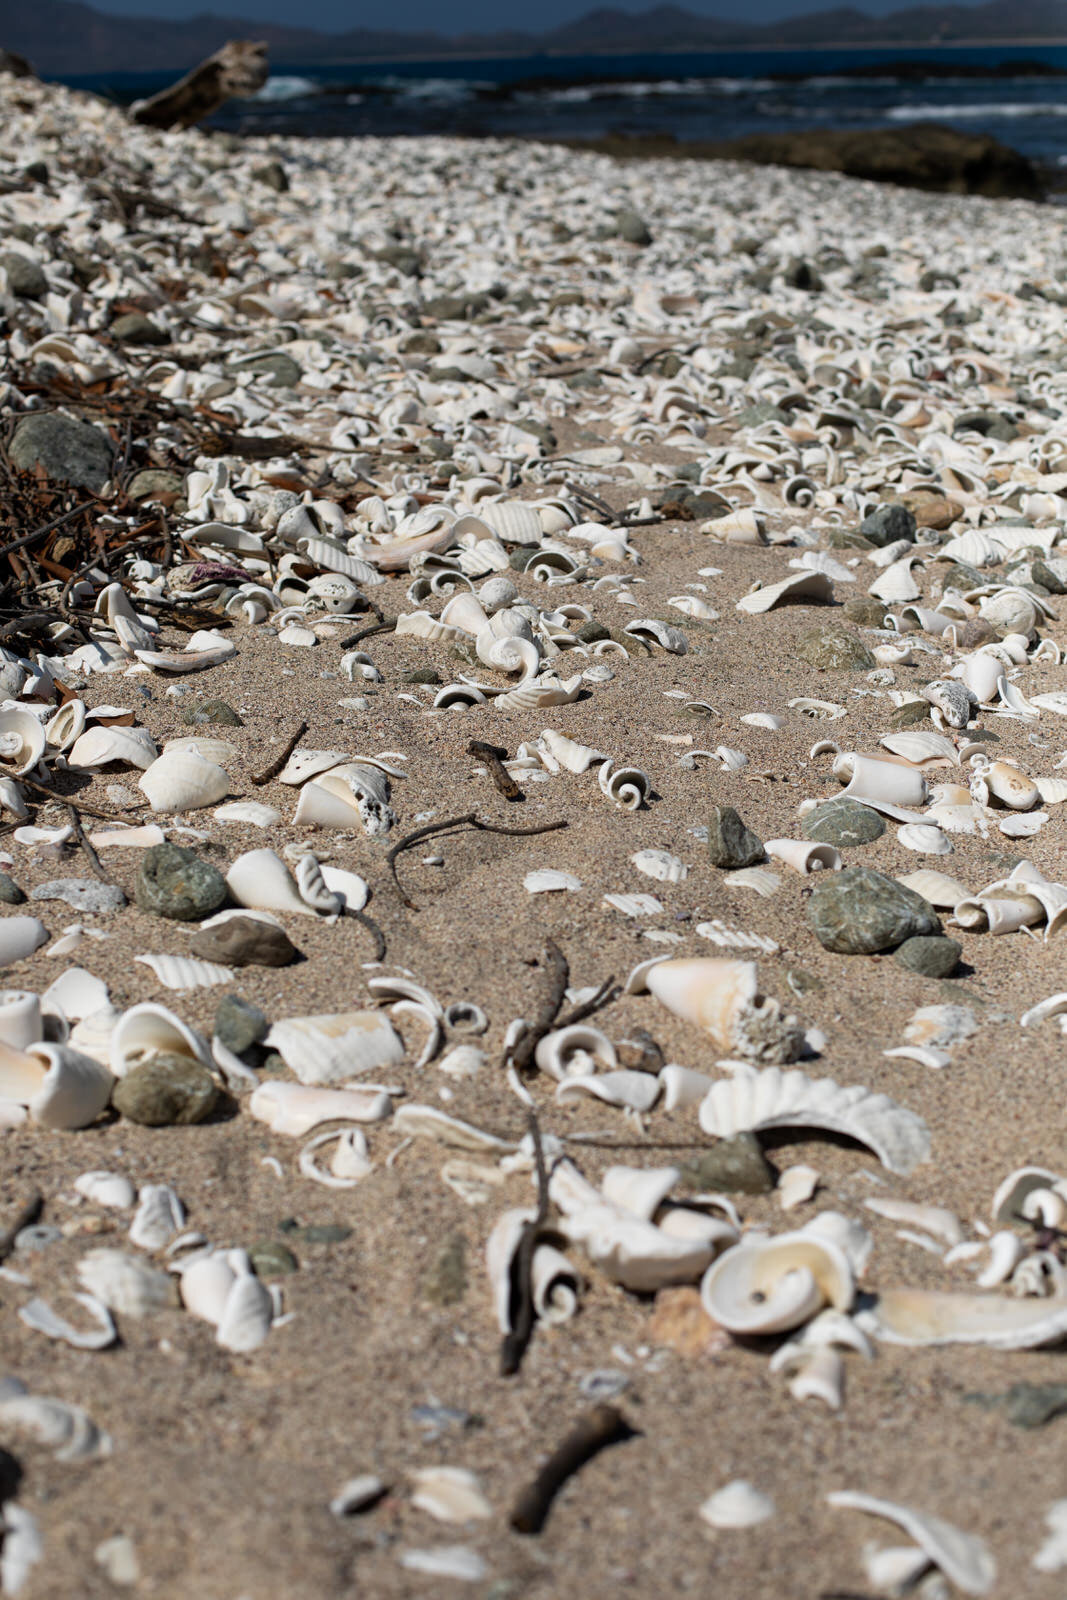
(509, 1404, 633, 1534)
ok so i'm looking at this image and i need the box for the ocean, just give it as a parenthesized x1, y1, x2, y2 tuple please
(64, 44, 1067, 175)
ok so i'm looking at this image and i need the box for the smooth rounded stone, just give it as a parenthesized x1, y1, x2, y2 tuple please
(248, 1240, 297, 1277)
(575, 620, 610, 644)
(0, 873, 25, 905)
(30, 878, 126, 913)
(135, 844, 227, 922)
(809, 866, 941, 955)
(9, 412, 113, 492)
(894, 935, 962, 978)
(802, 797, 886, 849)
(110, 312, 168, 345)
(1032, 559, 1067, 596)
(954, 618, 997, 649)
(402, 331, 441, 356)
(680, 1134, 774, 1195)
(127, 468, 183, 501)
(2, 251, 47, 298)
(909, 496, 963, 531)
(860, 502, 918, 547)
(797, 626, 875, 671)
(616, 209, 652, 246)
(706, 805, 765, 869)
(190, 915, 299, 968)
(888, 700, 933, 728)
(842, 596, 887, 627)
(400, 667, 441, 685)
(179, 698, 243, 727)
(214, 995, 268, 1055)
(294, 1223, 351, 1245)
(235, 352, 301, 388)
(422, 1232, 467, 1306)
(112, 1054, 218, 1126)
(940, 560, 984, 592)
(252, 159, 288, 192)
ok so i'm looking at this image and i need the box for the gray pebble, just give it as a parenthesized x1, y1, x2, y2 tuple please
(214, 995, 268, 1056)
(680, 1133, 774, 1195)
(809, 866, 941, 954)
(30, 878, 126, 914)
(579, 1370, 629, 1400)
(797, 626, 875, 671)
(190, 914, 299, 968)
(135, 843, 227, 922)
(860, 502, 917, 547)
(706, 805, 765, 870)
(801, 796, 886, 848)
(0, 873, 25, 905)
(179, 699, 244, 727)
(2, 251, 47, 299)
(894, 936, 962, 978)
(9, 412, 113, 492)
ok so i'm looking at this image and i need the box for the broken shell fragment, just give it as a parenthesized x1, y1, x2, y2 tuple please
(701, 1229, 853, 1335)
(699, 1481, 775, 1529)
(263, 1012, 404, 1085)
(827, 1491, 995, 1595)
(647, 959, 804, 1064)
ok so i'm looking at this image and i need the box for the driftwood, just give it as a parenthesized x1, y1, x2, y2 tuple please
(130, 40, 268, 130)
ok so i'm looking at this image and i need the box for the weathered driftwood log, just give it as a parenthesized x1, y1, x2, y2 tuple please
(130, 40, 268, 130)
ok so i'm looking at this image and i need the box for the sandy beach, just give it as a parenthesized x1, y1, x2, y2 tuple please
(1, 69, 1067, 1599)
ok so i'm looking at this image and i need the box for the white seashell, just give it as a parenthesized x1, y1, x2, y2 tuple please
(295, 853, 342, 916)
(868, 557, 920, 603)
(330, 1476, 388, 1518)
(129, 1185, 185, 1251)
(0, 1503, 43, 1595)
(983, 760, 1039, 811)
(556, 1070, 661, 1112)
(897, 870, 968, 907)
(293, 762, 397, 836)
(19, 1292, 116, 1349)
(741, 712, 783, 730)
(990, 1165, 1064, 1223)
(178, 1251, 237, 1325)
(410, 1467, 492, 1524)
(441, 1157, 505, 1206)
(135, 954, 234, 990)
(827, 1492, 995, 1595)
(249, 1080, 393, 1136)
(537, 727, 609, 774)
(399, 1547, 486, 1582)
(76, 1249, 174, 1315)
(74, 1171, 135, 1209)
(879, 730, 958, 766)
(0, 918, 48, 968)
(701, 1229, 853, 1335)
(264, 1011, 404, 1085)
(1034, 1501, 1067, 1574)
(695, 922, 779, 954)
(86, 824, 166, 849)
(865, 1198, 961, 1245)
(535, 1024, 616, 1082)
(883, 1044, 951, 1070)
(524, 869, 581, 894)
(226, 848, 316, 916)
(659, 1065, 716, 1110)
(278, 749, 350, 786)
(299, 1127, 373, 1188)
(903, 1004, 976, 1048)
(109, 1003, 211, 1078)
(648, 959, 803, 1064)
(603, 892, 663, 917)
(859, 1280, 1067, 1350)
(0, 1040, 114, 1129)
(765, 839, 842, 874)
(557, 1197, 720, 1292)
(163, 736, 237, 765)
(722, 867, 781, 897)
(975, 1230, 1027, 1288)
(897, 823, 952, 855)
(214, 801, 281, 828)
(0, 990, 41, 1051)
(699, 1481, 775, 1530)
(319, 865, 370, 913)
(393, 1103, 513, 1151)
(835, 752, 928, 810)
(631, 850, 688, 883)
(789, 698, 847, 720)
(138, 750, 229, 812)
(624, 618, 688, 654)
(778, 1164, 820, 1211)
(698, 1065, 930, 1175)
(134, 643, 235, 674)
(216, 1252, 274, 1352)
(0, 1384, 111, 1462)
(770, 1342, 845, 1408)
(598, 760, 651, 811)
(736, 571, 833, 613)
(0, 707, 46, 778)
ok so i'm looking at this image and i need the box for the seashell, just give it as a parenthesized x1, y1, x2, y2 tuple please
(922, 679, 976, 730)
(778, 1164, 820, 1211)
(279, 749, 350, 786)
(555, 1195, 721, 1292)
(109, 1002, 211, 1078)
(698, 1065, 930, 1175)
(524, 869, 582, 894)
(535, 1024, 616, 1082)
(19, 1292, 117, 1349)
(226, 848, 316, 917)
(722, 867, 781, 897)
(556, 1070, 661, 1112)
(214, 801, 281, 828)
(631, 849, 688, 883)
(603, 892, 663, 917)
(983, 760, 1039, 811)
(440, 591, 491, 637)
(538, 728, 609, 774)
(701, 1229, 853, 1335)
(648, 959, 803, 1064)
(250, 1080, 392, 1136)
(736, 571, 833, 613)
(0, 990, 41, 1051)
(294, 854, 342, 917)
(979, 587, 1039, 636)
(955, 652, 1003, 704)
(883, 1044, 950, 1070)
(598, 760, 651, 811)
(138, 750, 229, 813)
(0, 707, 46, 780)
(0, 1503, 43, 1594)
(121, 1185, 183, 1261)
(695, 921, 778, 954)
(702, 508, 765, 543)
(135, 954, 234, 990)
(163, 736, 237, 765)
(441, 1157, 505, 1205)
(879, 730, 957, 767)
(624, 618, 689, 653)
(896, 870, 969, 907)
(990, 1165, 1064, 1223)
(393, 1103, 513, 1151)
(87, 824, 166, 850)
(217, 1251, 275, 1353)
(299, 1127, 373, 1188)
(0, 1384, 111, 1462)
(903, 1004, 977, 1048)
(293, 762, 396, 837)
(0, 918, 48, 968)
(399, 1547, 486, 1582)
(0, 1040, 114, 1130)
(443, 1001, 488, 1037)
(305, 573, 362, 613)
(44, 699, 87, 753)
(330, 1476, 389, 1518)
(76, 1249, 174, 1315)
(699, 1481, 775, 1530)
(859, 1280, 1067, 1350)
(864, 1198, 961, 1245)
(410, 1467, 492, 1524)
(74, 1171, 135, 1209)
(827, 1492, 995, 1595)
(897, 823, 952, 855)
(493, 672, 583, 712)
(740, 712, 783, 730)
(264, 1011, 404, 1085)
(834, 752, 927, 810)
(68, 724, 159, 771)
(765, 839, 841, 874)
(789, 698, 847, 720)
(1034, 1502, 1067, 1574)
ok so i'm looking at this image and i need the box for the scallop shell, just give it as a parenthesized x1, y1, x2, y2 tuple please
(134, 955, 234, 990)
(524, 869, 582, 894)
(896, 823, 952, 855)
(648, 959, 803, 1064)
(896, 869, 968, 907)
(697, 1066, 930, 1175)
(68, 724, 158, 771)
(631, 849, 688, 883)
(264, 1011, 403, 1085)
(736, 571, 833, 613)
(138, 750, 230, 812)
(827, 1492, 995, 1595)
(214, 801, 281, 828)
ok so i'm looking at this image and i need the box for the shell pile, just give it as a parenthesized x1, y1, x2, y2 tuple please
(1, 68, 1067, 1596)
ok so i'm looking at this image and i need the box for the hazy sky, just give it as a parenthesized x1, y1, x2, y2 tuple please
(90, 0, 992, 31)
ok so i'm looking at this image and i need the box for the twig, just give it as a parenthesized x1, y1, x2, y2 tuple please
(509, 1404, 634, 1534)
(0, 503, 93, 563)
(467, 739, 522, 802)
(351, 908, 386, 963)
(66, 804, 117, 887)
(0, 1190, 43, 1264)
(250, 720, 307, 787)
(554, 976, 620, 1030)
(385, 813, 566, 910)
(19, 775, 134, 822)
(563, 480, 617, 521)
(507, 939, 569, 1076)
(337, 616, 396, 649)
(500, 1106, 550, 1377)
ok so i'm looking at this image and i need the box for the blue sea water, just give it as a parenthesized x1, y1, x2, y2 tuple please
(62, 44, 1067, 170)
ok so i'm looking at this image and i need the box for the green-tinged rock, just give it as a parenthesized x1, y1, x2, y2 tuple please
(706, 805, 765, 870)
(236, 352, 301, 388)
(9, 412, 113, 492)
(214, 996, 268, 1056)
(797, 626, 875, 671)
(423, 1233, 468, 1306)
(0, 873, 25, 905)
(113, 1054, 217, 1126)
(888, 700, 933, 728)
(2, 251, 47, 299)
(127, 468, 182, 500)
(965, 1383, 1067, 1429)
(809, 866, 940, 954)
(680, 1134, 774, 1195)
(299, 1224, 352, 1245)
(252, 159, 288, 192)
(894, 936, 961, 978)
(842, 596, 887, 627)
(179, 698, 244, 727)
(801, 797, 886, 848)
(110, 312, 168, 345)
(135, 844, 227, 922)
(616, 209, 652, 246)
(248, 1241, 298, 1277)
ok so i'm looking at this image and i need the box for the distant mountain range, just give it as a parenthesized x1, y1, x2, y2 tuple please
(3, 0, 1067, 77)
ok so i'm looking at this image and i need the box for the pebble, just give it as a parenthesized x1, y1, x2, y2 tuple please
(247, 1241, 298, 1278)
(0, 873, 25, 905)
(796, 626, 876, 671)
(110, 311, 168, 345)
(680, 1134, 774, 1194)
(706, 805, 765, 870)
(29, 878, 126, 913)
(112, 1054, 218, 1126)
(135, 843, 227, 922)
(842, 596, 888, 626)
(894, 935, 962, 978)
(178, 699, 244, 727)
(422, 1232, 468, 1306)
(860, 502, 917, 546)
(966, 1382, 1067, 1429)
(801, 797, 886, 848)
(8, 411, 113, 491)
(190, 914, 299, 968)
(214, 995, 268, 1056)
(808, 866, 941, 954)
(2, 251, 47, 299)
